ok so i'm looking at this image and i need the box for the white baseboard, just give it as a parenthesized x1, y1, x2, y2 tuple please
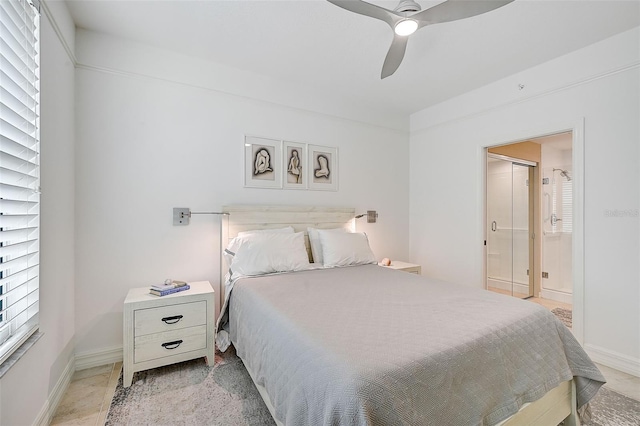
(33, 400, 49, 426)
(33, 356, 75, 426)
(540, 288, 573, 305)
(487, 278, 528, 294)
(585, 344, 640, 378)
(75, 345, 123, 371)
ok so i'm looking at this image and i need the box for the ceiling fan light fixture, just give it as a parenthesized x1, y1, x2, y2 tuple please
(394, 19, 418, 36)
(327, 0, 516, 78)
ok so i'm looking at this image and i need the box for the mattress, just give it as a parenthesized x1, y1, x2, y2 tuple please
(223, 264, 605, 426)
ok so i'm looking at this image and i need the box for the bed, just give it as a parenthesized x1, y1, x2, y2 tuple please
(215, 205, 605, 426)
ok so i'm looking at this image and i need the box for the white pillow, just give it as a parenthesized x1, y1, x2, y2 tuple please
(224, 226, 295, 265)
(230, 232, 311, 278)
(307, 227, 349, 265)
(318, 230, 376, 268)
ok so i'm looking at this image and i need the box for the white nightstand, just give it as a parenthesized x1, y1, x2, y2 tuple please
(123, 281, 215, 387)
(379, 261, 422, 275)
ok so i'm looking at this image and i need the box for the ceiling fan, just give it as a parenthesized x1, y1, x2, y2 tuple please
(327, 0, 515, 79)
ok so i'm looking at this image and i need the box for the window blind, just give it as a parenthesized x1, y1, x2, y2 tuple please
(562, 179, 572, 233)
(0, 0, 40, 365)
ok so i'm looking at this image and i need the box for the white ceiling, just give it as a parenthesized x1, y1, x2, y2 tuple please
(65, 0, 640, 116)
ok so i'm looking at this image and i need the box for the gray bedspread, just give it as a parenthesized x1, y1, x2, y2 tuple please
(225, 264, 605, 426)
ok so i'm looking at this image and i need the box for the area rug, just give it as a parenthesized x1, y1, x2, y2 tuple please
(106, 346, 638, 425)
(105, 346, 275, 425)
(588, 386, 640, 426)
(552, 307, 573, 328)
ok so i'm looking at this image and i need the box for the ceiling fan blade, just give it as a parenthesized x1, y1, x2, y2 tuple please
(381, 34, 409, 79)
(413, 0, 515, 28)
(326, 0, 401, 27)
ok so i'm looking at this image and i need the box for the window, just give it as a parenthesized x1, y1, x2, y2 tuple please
(0, 0, 40, 365)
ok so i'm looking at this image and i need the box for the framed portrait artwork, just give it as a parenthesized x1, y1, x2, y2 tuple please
(244, 136, 282, 189)
(308, 144, 338, 191)
(283, 141, 307, 190)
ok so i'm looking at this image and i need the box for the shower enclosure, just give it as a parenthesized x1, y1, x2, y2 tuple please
(540, 165, 573, 301)
(486, 154, 534, 298)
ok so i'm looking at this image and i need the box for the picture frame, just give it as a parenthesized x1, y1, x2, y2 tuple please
(282, 141, 307, 190)
(308, 144, 338, 191)
(244, 136, 282, 189)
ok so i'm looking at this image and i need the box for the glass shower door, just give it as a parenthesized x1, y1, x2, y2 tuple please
(487, 155, 532, 298)
(511, 163, 531, 298)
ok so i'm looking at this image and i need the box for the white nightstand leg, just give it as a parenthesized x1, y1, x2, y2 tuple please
(205, 344, 215, 366)
(124, 366, 133, 387)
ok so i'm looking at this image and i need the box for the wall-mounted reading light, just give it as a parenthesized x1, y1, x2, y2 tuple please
(173, 207, 229, 226)
(355, 210, 378, 223)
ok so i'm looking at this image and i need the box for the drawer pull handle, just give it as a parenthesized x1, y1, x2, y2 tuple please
(161, 340, 183, 350)
(161, 315, 183, 324)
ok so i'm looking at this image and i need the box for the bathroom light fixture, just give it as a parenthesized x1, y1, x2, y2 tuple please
(173, 207, 229, 226)
(355, 210, 378, 223)
(394, 19, 418, 36)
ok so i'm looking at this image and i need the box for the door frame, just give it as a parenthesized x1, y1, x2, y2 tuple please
(481, 118, 585, 345)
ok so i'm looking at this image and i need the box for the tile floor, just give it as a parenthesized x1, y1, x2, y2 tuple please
(596, 363, 640, 402)
(50, 362, 121, 425)
(528, 296, 572, 311)
(487, 289, 573, 311)
(50, 297, 639, 424)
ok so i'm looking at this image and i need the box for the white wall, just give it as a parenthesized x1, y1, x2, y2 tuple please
(409, 27, 640, 376)
(73, 30, 410, 357)
(0, 1, 77, 424)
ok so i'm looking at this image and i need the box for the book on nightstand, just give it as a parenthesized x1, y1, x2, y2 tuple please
(150, 280, 187, 292)
(149, 284, 190, 297)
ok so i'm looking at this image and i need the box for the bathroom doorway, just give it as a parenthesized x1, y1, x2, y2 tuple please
(485, 133, 574, 309)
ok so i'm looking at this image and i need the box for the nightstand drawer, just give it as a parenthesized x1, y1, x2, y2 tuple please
(134, 300, 206, 336)
(134, 325, 207, 363)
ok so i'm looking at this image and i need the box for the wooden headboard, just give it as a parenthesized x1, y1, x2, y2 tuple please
(219, 205, 355, 294)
